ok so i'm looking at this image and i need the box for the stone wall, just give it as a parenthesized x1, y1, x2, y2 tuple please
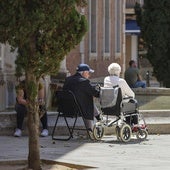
(133, 87, 170, 110)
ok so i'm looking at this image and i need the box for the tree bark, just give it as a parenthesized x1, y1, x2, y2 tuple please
(26, 74, 42, 170)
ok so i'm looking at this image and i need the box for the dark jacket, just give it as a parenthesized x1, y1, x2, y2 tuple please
(63, 73, 100, 120)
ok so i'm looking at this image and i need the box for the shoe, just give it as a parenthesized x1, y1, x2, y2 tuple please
(41, 129, 49, 137)
(14, 128, 22, 137)
(88, 130, 95, 140)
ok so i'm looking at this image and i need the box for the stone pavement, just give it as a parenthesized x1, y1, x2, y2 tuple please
(0, 134, 170, 170)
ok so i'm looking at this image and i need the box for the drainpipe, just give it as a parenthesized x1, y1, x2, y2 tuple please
(122, 0, 126, 77)
(80, 38, 85, 63)
(80, 7, 85, 63)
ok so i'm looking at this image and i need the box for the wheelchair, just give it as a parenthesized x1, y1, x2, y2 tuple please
(93, 86, 148, 142)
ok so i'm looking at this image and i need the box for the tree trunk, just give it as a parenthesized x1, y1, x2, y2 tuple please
(26, 74, 42, 170)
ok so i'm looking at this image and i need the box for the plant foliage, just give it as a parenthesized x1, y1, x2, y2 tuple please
(0, 0, 87, 78)
(135, 0, 170, 87)
(0, 1, 87, 169)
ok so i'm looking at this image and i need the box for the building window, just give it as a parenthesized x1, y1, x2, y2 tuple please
(115, 0, 122, 58)
(103, 0, 111, 59)
(89, 0, 98, 59)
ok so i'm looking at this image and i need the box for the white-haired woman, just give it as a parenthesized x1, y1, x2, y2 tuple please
(104, 63, 135, 98)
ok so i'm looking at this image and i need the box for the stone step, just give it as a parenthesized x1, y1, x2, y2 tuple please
(140, 110, 170, 117)
(0, 110, 170, 136)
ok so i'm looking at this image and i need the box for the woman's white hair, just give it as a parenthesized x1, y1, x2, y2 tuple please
(108, 63, 121, 76)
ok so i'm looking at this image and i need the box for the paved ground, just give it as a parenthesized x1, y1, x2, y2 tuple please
(0, 134, 170, 170)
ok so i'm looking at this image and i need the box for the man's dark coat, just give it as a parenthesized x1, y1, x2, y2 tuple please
(63, 73, 99, 120)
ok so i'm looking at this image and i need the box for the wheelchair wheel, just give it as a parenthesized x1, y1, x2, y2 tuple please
(93, 123, 104, 140)
(136, 129, 148, 140)
(119, 124, 132, 142)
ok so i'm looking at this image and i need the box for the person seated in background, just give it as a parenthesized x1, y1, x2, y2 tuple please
(63, 63, 101, 132)
(14, 78, 49, 137)
(124, 60, 146, 88)
(104, 63, 135, 98)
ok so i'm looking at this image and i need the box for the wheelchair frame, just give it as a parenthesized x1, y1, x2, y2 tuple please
(93, 86, 148, 142)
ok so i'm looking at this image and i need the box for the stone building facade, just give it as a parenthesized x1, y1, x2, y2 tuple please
(0, 43, 17, 110)
(0, 0, 144, 111)
(66, 0, 126, 82)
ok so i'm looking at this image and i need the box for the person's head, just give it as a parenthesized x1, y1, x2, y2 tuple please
(76, 63, 94, 79)
(129, 60, 137, 68)
(108, 63, 121, 77)
(15, 80, 26, 92)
